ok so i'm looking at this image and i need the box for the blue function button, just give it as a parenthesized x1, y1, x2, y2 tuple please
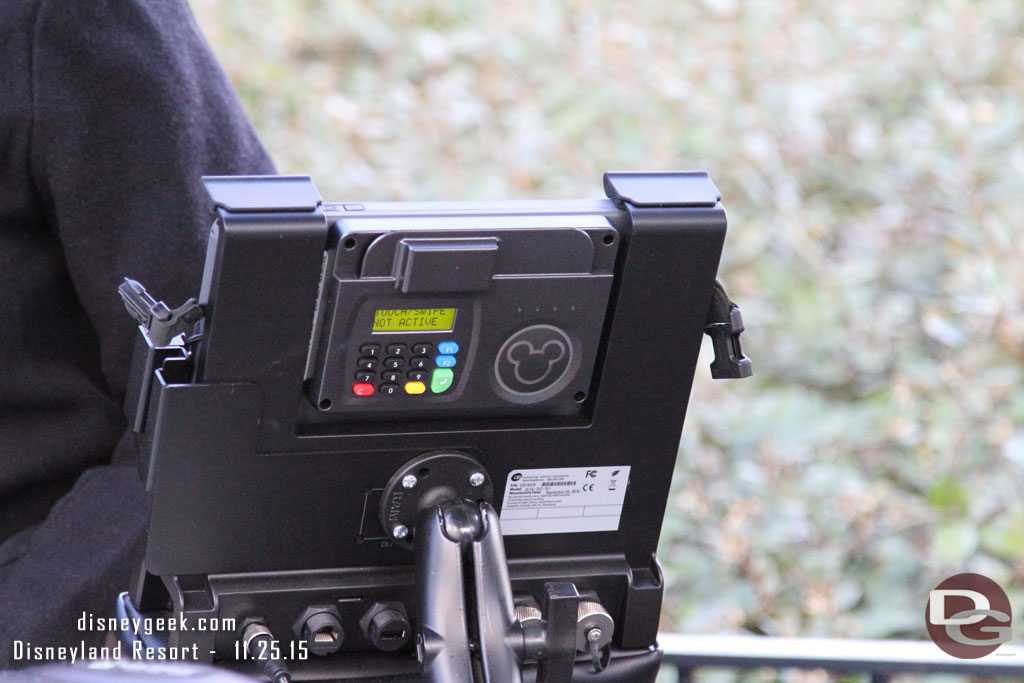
(437, 341, 459, 355)
(435, 354, 457, 368)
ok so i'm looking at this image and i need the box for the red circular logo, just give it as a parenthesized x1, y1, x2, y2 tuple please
(925, 573, 1012, 659)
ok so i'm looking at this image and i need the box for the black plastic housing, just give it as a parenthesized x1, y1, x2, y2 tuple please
(127, 172, 729, 680)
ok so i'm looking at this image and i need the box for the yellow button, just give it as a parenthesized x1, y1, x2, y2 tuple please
(404, 381, 426, 394)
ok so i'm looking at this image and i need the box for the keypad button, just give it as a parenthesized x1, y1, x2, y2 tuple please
(404, 381, 426, 395)
(435, 354, 457, 368)
(386, 343, 408, 356)
(378, 383, 400, 396)
(407, 369, 428, 382)
(359, 343, 382, 357)
(352, 383, 375, 396)
(409, 356, 430, 369)
(412, 342, 433, 355)
(383, 356, 405, 370)
(431, 368, 454, 394)
(382, 370, 403, 383)
(438, 341, 459, 355)
(357, 357, 380, 371)
(354, 370, 375, 383)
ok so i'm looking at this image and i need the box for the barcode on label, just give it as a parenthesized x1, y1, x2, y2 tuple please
(541, 481, 577, 487)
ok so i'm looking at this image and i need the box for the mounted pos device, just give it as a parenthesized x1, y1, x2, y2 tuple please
(117, 172, 751, 683)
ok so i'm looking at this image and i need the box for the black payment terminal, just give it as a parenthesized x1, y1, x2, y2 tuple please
(118, 172, 751, 683)
(307, 212, 616, 417)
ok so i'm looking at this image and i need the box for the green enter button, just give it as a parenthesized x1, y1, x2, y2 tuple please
(431, 368, 454, 393)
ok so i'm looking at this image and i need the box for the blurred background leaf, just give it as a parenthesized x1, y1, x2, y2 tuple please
(191, 0, 1024, 651)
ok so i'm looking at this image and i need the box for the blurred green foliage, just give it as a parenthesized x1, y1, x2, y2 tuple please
(191, 0, 1023, 649)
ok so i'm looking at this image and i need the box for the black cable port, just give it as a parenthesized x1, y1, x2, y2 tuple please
(293, 605, 345, 657)
(242, 622, 292, 683)
(359, 602, 411, 652)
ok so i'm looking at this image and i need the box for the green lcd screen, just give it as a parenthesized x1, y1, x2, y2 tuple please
(372, 308, 457, 333)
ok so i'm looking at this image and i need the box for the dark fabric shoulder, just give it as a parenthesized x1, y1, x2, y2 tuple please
(0, 0, 274, 506)
(0, 0, 120, 500)
(30, 0, 276, 400)
(0, 0, 276, 654)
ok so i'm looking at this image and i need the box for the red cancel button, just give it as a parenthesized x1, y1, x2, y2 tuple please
(352, 383, 375, 396)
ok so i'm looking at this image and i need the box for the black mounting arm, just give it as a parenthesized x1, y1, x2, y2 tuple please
(385, 451, 610, 683)
(415, 500, 521, 682)
(414, 499, 589, 683)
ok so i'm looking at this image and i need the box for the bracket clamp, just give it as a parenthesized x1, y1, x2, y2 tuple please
(603, 171, 721, 208)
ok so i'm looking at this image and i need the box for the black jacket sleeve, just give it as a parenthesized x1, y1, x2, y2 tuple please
(0, 0, 276, 660)
(30, 0, 275, 401)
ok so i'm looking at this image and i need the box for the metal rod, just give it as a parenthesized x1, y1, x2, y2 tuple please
(659, 633, 1024, 678)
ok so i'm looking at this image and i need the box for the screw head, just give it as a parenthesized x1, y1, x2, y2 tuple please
(587, 628, 603, 643)
(401, 474, 418, 489)
(392, 524, 409, 539)
(469, 472, 485, 487)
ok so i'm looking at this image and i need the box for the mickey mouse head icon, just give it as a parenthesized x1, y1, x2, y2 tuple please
(507, 338, 565, 385)
(494, 324, 577, 402)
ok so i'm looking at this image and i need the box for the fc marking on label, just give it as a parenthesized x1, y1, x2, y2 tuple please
(585, 470, 597, 478)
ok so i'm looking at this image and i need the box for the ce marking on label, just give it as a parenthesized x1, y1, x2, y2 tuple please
(582, 483, 596, 492)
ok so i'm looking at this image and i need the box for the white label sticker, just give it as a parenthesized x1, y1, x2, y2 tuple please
(499, 466, 630, 536)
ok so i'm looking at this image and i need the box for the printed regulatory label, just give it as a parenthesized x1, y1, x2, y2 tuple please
(499, 466, 630, 536)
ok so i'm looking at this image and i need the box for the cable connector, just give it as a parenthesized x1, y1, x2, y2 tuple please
(242, 623, 292, 683)
(576, 601, 613, 673)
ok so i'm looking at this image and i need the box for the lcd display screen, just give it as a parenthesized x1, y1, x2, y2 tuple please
(372, 308, 457, 333)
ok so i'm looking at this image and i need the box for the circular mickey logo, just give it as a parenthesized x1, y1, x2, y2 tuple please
(494, 324, 578, 403)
